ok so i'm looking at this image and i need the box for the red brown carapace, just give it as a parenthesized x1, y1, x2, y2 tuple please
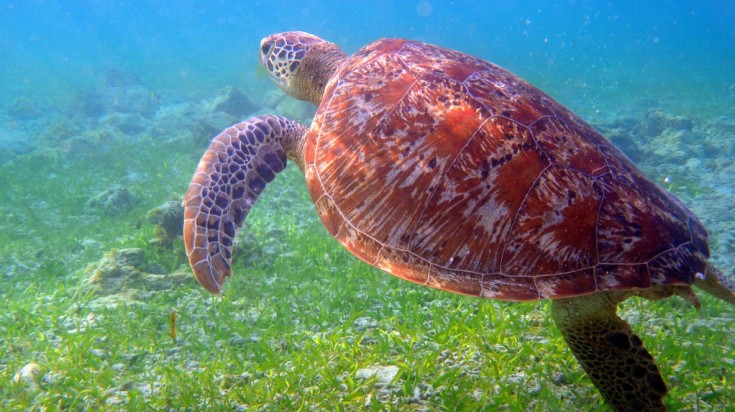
(304, 38, 707, 301)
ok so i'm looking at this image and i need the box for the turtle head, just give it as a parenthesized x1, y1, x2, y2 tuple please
(260, 31, 346, 105)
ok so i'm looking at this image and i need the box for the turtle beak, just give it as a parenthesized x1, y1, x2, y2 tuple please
(259, 37, 274, 73)
(260, 37, 274, 61)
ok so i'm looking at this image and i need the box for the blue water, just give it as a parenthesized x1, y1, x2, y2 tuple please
(2, 1, 733, 116)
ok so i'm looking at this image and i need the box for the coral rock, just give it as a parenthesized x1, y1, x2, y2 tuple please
(212, 86, 257, 118)
(193, 111, 237, 146)
(356, 365, 399, 386)
(6, 98, 44, 120)
(146, 198, 185, 243)
(86, 184, 136, 216)
(14, 362, 42, 391)
(104, 68, 143, 88)
(85, 248, 193, 296)
(645, 109, 693, 137)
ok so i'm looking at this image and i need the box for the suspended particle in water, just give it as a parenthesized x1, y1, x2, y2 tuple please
(417, 1, 432, 17)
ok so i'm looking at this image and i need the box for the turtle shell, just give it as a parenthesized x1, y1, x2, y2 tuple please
(303, 38, 709, 301)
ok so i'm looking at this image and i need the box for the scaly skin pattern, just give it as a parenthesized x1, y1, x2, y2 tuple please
(183, 115, 307, 293)
(304, 38, 710, 301)
(552, 294, 668, 412)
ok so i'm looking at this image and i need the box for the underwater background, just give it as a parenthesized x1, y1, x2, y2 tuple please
(1, 1, 733, 410)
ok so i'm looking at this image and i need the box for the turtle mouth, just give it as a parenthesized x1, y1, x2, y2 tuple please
(259, 37, 274, 69)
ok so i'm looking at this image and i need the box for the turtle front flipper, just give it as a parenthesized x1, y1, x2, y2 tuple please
(551, 294, 668, 412)
(183, 115, 308, 294)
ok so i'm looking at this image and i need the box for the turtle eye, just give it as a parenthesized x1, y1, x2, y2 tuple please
(261, 41, 273, 56)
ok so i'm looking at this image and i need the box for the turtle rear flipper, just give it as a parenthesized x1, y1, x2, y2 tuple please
(695, 265, 735, 306)
(551, 294, 668, 412)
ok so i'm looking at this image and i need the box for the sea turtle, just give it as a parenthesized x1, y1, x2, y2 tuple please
(183, 31, 735, 411)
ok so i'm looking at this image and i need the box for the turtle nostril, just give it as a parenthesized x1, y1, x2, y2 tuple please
(260, 40, 273, 56)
